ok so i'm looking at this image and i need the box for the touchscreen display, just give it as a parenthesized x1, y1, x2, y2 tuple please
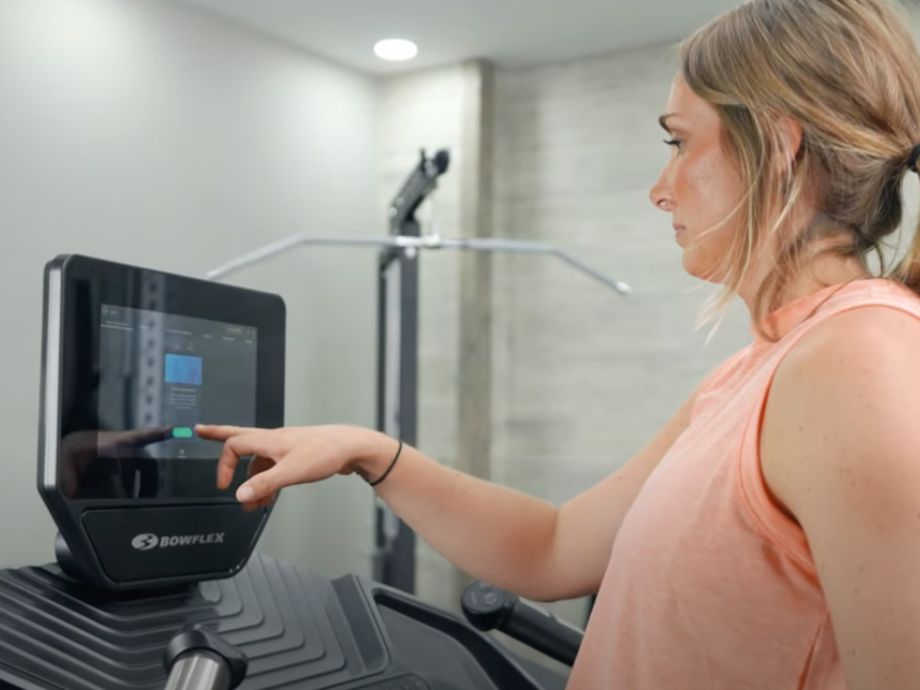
(97, 304, 257, 460)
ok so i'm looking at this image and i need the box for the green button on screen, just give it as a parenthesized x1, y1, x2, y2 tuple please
(171, 427, 194, 439)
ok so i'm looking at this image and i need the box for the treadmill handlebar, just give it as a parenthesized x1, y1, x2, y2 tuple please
(461, 581, 584, 667)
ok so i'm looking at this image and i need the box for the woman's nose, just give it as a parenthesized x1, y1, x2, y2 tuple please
(649, 183, 674, 212)
(648, 166, 674, 211)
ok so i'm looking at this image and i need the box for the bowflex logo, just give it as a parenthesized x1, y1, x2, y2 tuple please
(131, 533, 159, 550)
(131, 532, 225, 551)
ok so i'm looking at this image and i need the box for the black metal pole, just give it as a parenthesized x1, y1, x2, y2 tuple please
(373, 150, 449, 593)
(373, 249, 392, 584)
(373, 242, 419, 593)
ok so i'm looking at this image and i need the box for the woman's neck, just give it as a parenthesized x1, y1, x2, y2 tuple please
(737, 252, 871, 317)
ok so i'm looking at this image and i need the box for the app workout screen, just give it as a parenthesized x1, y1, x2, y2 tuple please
(97, 304, 258, 459)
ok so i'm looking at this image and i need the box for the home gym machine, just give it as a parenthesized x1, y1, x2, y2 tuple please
(0, 254, 581, 689)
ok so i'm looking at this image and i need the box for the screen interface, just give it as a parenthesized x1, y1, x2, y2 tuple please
(97, 304, 257, 460)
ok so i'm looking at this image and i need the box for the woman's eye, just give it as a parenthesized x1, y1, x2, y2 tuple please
(663, 138, 683, 151)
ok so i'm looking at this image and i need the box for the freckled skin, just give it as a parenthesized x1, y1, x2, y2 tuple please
(649, 74, 747, 282)
(648, 74, 866, 306)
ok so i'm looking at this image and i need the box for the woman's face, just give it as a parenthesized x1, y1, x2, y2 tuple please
(649, 74, 746, 282)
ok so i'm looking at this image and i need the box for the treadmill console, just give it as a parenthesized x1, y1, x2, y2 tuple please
(38, 254, 285, 590)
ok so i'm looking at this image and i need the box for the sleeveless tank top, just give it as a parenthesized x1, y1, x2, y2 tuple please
(566, 278, 920, 690)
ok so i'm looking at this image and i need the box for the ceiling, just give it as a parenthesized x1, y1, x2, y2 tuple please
(175, 0, 743, 76)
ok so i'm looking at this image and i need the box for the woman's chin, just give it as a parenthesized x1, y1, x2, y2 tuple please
(681, 252, 723, 284)
(681, 251, 707, 280)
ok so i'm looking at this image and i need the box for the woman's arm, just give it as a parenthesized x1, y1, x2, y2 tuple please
(196, 386, 698, 601)
(762, 306, 920, 690)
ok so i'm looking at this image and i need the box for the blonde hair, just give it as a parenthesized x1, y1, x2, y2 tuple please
(681, 0, 920, 337)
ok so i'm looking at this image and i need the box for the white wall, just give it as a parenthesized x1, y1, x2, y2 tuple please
(0, 0, 380, 577)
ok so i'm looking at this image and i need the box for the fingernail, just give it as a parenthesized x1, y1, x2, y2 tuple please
(237, 486, 254, 502)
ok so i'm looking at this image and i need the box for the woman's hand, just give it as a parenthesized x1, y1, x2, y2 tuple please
(194, 424, 392, 510)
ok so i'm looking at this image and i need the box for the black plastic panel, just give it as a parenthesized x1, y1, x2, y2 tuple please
(0, 553, 379, 689)
(82, 505, 266, 582)
(0, 553, 565, 690)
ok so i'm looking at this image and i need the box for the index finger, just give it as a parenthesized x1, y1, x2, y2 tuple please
(195, 424, 256, 441)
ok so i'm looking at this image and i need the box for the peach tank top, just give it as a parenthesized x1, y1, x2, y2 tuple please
(566, 278, 920, 690)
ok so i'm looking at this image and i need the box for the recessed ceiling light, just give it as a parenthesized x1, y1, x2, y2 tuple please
(374, 39, 418, 62)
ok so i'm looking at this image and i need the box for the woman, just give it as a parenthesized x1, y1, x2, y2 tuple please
(198, 0, 920, 687)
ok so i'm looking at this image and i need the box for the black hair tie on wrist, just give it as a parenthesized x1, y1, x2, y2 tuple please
(368, 439, 403, 487)
(908, 144, 920, 174)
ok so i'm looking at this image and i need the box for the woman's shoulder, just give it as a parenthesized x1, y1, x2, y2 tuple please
(778, 295, 920, 403)
(786, 278, 920, 361)
(798, 287, 920, 361)
(760, 292, 920, 535)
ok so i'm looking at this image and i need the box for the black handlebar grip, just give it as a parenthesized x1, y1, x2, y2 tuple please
(461, 581, 583, 666)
